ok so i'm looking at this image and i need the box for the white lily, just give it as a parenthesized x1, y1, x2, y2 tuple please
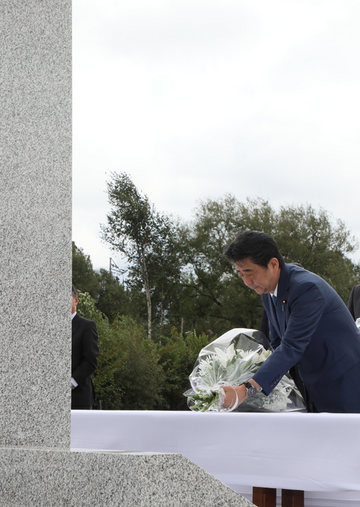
(214, 344, 236, 367)
(255, 349, 271, 364)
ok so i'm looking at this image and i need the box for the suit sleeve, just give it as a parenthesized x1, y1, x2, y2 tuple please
(253, 282, 326, 395)
(72, 320, 99, 385)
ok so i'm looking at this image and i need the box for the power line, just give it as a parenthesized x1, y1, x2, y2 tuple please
(109, 258, 127, 277)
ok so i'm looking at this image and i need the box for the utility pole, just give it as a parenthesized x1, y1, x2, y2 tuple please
(109, 258, 127, 283)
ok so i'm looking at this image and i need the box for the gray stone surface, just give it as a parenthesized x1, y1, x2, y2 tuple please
(0, 1, 72, 448)
(0, 449, 253, 507)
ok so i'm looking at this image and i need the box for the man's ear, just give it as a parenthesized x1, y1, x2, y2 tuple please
(268, 257, 280, 271)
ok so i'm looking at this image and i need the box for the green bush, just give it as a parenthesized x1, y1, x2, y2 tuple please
(77, 291, 215, 411)
(156, 328, 213, 410)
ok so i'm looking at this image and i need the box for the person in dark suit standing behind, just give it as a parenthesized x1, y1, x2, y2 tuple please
(71, 285, 99, 409)
(348, 284, 360, 320)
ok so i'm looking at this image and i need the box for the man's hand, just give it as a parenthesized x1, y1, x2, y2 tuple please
(221, 379, 262, 410)
(221, 384, 247, 410)
(71, 377, 78, 390)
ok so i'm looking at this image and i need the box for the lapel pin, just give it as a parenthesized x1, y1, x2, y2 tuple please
(282, 300, 287, 311)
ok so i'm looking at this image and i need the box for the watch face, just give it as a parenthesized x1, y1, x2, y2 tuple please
(246, 385, 257, 397)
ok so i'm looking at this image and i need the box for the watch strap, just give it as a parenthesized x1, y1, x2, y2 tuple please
(243, 381, 258, 397)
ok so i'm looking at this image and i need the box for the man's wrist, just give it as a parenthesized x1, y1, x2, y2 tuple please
(243, 379, 262, 398)
(249, 378, 262, 391)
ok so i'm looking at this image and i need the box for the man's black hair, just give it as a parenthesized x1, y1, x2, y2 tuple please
(72, 285, 78, 298)
(223, 230, 285, 269)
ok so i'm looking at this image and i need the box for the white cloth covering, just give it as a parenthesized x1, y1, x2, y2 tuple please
(71, 410, 360, 506)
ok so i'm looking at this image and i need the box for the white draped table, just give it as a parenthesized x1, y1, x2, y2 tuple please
(71, 410, 360, 506)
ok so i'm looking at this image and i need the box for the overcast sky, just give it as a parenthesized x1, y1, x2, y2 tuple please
(73, 0, 360, 271)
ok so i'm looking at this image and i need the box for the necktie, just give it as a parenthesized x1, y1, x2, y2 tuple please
(272, 295, 277, 307)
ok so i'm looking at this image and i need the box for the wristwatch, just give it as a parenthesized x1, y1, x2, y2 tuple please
(243, 381, 258, 398)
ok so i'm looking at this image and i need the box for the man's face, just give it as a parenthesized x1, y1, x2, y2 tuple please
(72, 295, 78, 314)
(234, 257, 280, 294)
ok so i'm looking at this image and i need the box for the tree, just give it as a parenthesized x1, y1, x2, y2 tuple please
(72, 242, 100, 298)
(101, 172, 182, 339)
(156, 328, 212, 410)
(96, 268, 128, 323)
(176, 196, 273, 335)
(177, 196, 359, 335)
(273, 204, 359, 301)
(111, 317, 164, 410)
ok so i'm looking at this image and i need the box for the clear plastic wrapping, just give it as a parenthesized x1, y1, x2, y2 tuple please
(184, 328, 306, 413)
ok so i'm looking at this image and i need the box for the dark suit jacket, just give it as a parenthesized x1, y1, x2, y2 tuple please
(72, 314, 99, 409)
(348, 284, 360, 320)
(252, 264, 360, 413)
(258, 307, 314, 409)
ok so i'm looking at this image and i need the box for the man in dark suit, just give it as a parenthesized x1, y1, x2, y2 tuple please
(71, 285, 99, 409)
(222, 230, 360, 413)
(348, 284, 360, 320)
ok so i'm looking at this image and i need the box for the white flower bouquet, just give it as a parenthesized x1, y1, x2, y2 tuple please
(184, 328, 306, 413)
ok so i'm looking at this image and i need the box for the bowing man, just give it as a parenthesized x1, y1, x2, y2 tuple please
(222, 230, 360, 413)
